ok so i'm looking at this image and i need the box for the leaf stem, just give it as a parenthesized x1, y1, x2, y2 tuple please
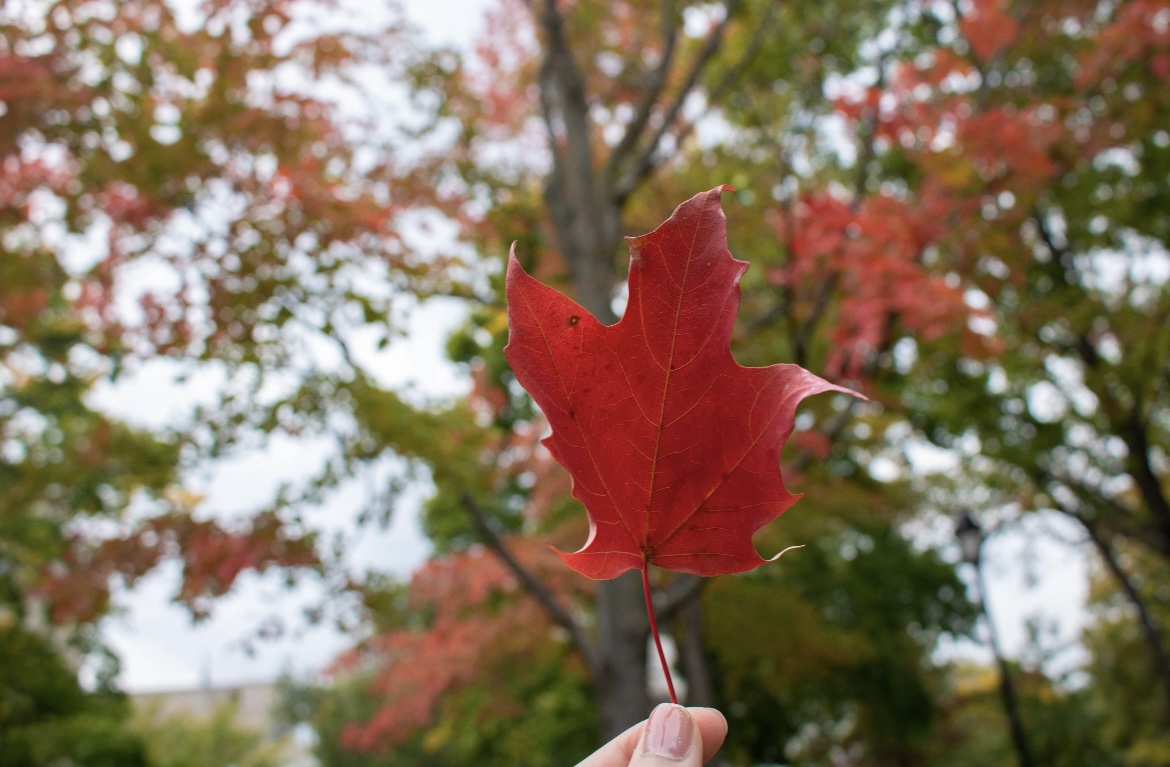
(642, 563, 679, 704)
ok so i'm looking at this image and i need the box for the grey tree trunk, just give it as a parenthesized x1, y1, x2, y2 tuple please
(594, 570, 653, 738)
(543, 177, 657, 738)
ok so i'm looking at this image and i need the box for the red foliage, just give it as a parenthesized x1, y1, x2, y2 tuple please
(769, 189, 977, 378)
(505, 187, 859, 580)
(174, 511, 320, 614)
(34, 511, 319, 624)
(468, 0, 540, 137)
(335, 540, 584, 752)
(960, 0, 1020, 62)
(1078, 0, 1170, 86)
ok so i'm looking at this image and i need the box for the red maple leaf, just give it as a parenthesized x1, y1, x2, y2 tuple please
(505, 186, 859, 584)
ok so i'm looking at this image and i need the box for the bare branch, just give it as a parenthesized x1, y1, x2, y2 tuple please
(603, 0, 681, 185)
(613, 0, 750, 202)
(461, 493, 599, 672)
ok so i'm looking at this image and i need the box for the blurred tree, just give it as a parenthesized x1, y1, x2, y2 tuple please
(1079, 544, 1170, 764)
(927, 660, 1120, 767)
(131, 701, 286, 767)
(1, 0, 417, 674)
(385, 0, 1168, 759)
(366, 0, 985, 749)
(0, 622, 149, 767)
(844, 0, 1170, 732)
(5, 0, 1167, 764)
(0, 0, 436, 759)
(708, 506, 976, 766)
(277, 535, 599, 766)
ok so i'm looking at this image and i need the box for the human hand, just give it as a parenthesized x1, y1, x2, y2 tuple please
(576, 704, 728, 767)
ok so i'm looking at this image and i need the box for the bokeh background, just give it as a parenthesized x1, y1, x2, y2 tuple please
(2, 0, 1168, 765)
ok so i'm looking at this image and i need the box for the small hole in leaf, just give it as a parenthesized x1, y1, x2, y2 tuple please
(568, 315, 580, 326)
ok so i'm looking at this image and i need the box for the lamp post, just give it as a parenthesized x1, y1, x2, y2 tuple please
(955, 512, 1034, 767)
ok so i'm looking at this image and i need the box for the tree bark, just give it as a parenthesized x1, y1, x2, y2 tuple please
(593, 570, 654, 737)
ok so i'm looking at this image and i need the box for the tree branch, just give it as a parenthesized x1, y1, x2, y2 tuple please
(1122, 412, 1170, 548)
(461, 493, 599, 672)
(1040, 469, 1164, 554)
(701, 0, 778, 109)
(537, 0, 595, 184)
(1031, 208, 1085, 288)
(613, 0, 746, 202)
(536, 41, 560, 148)
(603, 0, 680, 186)
(1057, 499, 1170, 721)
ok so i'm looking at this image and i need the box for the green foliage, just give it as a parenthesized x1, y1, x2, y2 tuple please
(280, 675, 385, 767)
(709, 515, 975, 765)
(0, 625, 149, 767)
(928, 662, 1121, 767)
(131, 702, 286, 767)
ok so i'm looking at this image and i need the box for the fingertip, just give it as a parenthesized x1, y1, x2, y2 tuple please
(688, 707, 728, 762)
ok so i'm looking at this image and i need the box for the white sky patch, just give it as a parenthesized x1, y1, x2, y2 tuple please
(933, 512, 1091, 681)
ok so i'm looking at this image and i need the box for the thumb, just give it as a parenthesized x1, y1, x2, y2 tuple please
(628, 704, 708, 767)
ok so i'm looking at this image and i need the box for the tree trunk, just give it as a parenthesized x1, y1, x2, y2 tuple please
(593, 570, 653, 738)
(545, 180, 656, 738)
(543, 170, 623, 325)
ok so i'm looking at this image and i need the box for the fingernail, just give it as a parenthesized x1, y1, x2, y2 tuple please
(644, 704, 694, 760)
